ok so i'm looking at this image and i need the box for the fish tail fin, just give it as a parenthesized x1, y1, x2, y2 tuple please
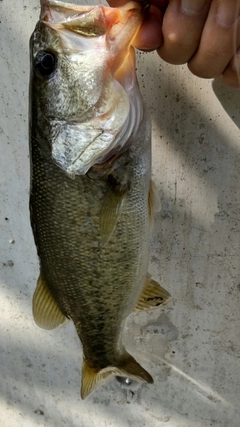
(81, 353, 153, 399)
(117, 352, 154, 384)
(81, 359, 113, 400)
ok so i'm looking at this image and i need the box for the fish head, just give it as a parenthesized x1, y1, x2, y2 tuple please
(30, 0, 145, 177)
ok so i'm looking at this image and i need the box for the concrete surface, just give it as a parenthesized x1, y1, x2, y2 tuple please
(1, 0, 240, 426)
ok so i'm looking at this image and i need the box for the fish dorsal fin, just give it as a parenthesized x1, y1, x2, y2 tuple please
(32, 274, 68, 330)
(81, 352, 153, 399)
(99, 187, 126, 245)
(148, 179, 160, 221)
(134, 274, 171, 312)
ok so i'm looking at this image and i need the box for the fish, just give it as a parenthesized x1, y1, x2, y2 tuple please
(29, 0, 170, 399)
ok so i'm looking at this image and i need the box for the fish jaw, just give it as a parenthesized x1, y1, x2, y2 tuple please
(39, 1, 143, 63)
(40, 0, 121, 31)
(31, 1, 144, 177)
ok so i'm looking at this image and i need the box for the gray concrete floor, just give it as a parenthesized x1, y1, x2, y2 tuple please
(1, 0, 240, 426)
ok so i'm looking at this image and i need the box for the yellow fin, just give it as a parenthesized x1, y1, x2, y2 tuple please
(81, 353, 153, 399)
(81, 359, 114, 399)
(32, 274, 68, 330)
(148, 179, 160, 221)
(117, 353, 153, 384)
(99, 188, 125, 245)
(134, 274, 171, 312)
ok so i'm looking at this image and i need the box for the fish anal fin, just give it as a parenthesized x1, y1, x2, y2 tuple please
(32, 274, 68, 330)
(148, 179, 160, 221)
(81, 353, 153, 399)
(99, 187, 126, 245)
(134, 274, 171, 312)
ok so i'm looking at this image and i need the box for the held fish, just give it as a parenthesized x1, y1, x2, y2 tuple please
(29, 0, 170, 399)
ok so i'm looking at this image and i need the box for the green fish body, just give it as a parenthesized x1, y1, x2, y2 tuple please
(29, 0, 170, 398)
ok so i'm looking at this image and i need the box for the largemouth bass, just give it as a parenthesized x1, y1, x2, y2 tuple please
(29, 0, 170, 399)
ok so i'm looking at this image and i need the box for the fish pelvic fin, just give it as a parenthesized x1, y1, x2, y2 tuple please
(32, 274, 68, 330)
(134, 274, 171, 312)
(148, 179, 160, 222)
(81, 353, 153, 399)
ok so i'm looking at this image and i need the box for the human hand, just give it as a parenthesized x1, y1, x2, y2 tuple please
(108, 0, 240, 88)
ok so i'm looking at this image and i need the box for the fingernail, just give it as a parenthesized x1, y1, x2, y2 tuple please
(217, 0, 240, 28)
(181, 0, 207, 15)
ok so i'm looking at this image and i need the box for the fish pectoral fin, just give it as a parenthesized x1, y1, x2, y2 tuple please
(99, 188, 126, 245)
(81, 353, 153, 399)
(148, 179, 160, 221)
(134, 274, 171, 312)
(32, 274, 68, 330)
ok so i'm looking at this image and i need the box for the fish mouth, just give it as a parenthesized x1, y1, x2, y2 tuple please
(40, 1, 144, 82)
(39, 1, 145, 177)
(40, 0, 143, 41)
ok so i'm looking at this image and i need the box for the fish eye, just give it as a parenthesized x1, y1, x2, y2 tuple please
(34, 50, 57, 78)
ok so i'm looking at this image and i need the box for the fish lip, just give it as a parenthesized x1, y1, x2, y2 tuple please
(40, 0, 94, 23)
(39, 0, 143, 28)
(39, 1, 144, 68)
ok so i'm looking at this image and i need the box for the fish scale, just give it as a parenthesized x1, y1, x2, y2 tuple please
(29, 0, 170, 399)
(31, 124, 151, 364)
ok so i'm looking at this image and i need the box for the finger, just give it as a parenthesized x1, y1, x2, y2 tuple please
(188, 0, 240, 79)
(147, 0, 168, 9)
(107, 0, 130, 6)
(107, 1, 165, 51)
(107, 0, 168, 8)
(221, 51, 240, 88)
(157, 0, 212, 65)
(133, 5, 164, 50)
